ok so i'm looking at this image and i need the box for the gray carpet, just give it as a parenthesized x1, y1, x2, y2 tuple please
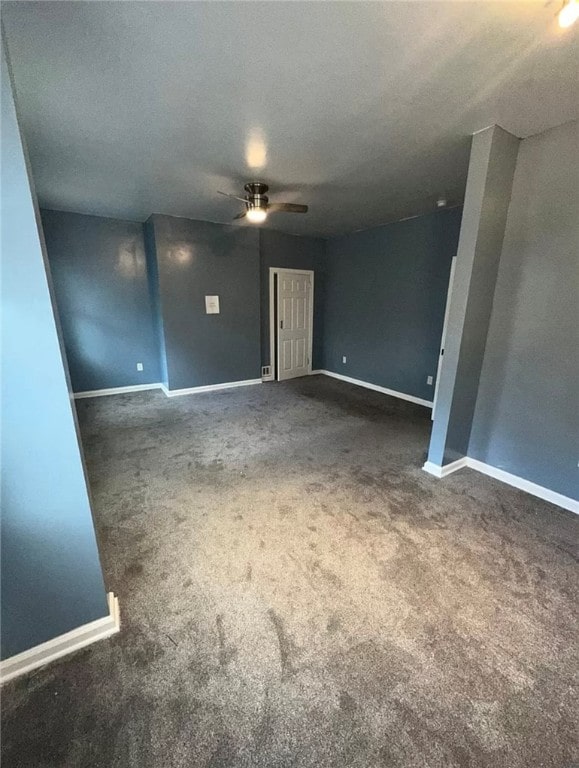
(2, 376, 578, 767)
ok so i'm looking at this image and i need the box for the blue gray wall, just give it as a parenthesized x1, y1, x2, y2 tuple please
(41, 215, 326, 391)
(41, 209, 160, 392)
(260, 229, 326, 370)
(322, 208, 462, 402)
(43, 210, 461, 400)
(469, 120, 579, 499)
(1, 41, 109, 659)
(427, 126, 520, 466)
(147, 215, 261, 390)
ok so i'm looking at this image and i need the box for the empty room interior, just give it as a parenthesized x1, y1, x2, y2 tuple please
(1, 2, 578, 766)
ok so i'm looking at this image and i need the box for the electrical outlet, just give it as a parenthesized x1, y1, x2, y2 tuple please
(137, 363, 144, 372)
(342, 356, 347, 364)
(427, 375, 433, 386)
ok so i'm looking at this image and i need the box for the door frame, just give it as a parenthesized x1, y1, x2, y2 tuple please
(268, 267, 314, 381)
(431, 256, 457, 421)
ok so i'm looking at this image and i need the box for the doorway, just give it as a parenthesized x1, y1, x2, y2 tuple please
(268, 268, 314, 381)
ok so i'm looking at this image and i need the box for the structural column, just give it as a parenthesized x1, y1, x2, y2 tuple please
(426, 125, 519, 472)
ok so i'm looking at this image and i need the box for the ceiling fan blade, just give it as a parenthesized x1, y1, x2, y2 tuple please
(233, 211, 247, 220)
(268, 202, 308, 214)
(218, 190, 248, 203)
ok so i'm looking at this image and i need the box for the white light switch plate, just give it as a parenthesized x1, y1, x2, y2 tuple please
(205, 295, 220, 314)
(137, 363, 143, 371)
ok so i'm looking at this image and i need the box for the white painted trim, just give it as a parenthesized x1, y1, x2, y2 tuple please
(422, 458, 468, 478)
(74, 383, 162, 399)
(422, 458, 578, 514)
(316, 369, 433, 409)
(466, 459, 579, 515)
(269, 267, 316, 274)
(432, 255, 457, 421)
(160, 378, 261, 397)
(269, 267, 314, 381)
(269, 267, 276, 379)
(0, 592, 120, 684)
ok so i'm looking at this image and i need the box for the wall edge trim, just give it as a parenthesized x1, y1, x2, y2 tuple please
(422, 458, 468, 478)
(422, 459, 578, 514)
(0, 593, 120, 684)
(74, 383, 162, 399)
(314, 370, 433, 408)
(161, 378, 262, 397)
(466, 458, 579, 515)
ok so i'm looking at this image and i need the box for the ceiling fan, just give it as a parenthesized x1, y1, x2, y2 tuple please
(217, 182, 308, 224)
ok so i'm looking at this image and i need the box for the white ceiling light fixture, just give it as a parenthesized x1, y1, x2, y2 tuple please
(559, 0, 579, 28)
(246, 206, 268, 224)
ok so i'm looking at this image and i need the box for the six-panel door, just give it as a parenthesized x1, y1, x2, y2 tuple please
(277, 271, 312, 381)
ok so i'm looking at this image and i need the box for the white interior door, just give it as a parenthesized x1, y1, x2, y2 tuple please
(277, 270, 312, 381)
(432, 256, 457, 420)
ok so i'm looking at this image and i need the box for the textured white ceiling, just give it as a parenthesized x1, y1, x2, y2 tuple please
(3, 1, 578, 237)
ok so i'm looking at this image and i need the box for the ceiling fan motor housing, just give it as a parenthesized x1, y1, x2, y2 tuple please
(244, 181, 269, 211)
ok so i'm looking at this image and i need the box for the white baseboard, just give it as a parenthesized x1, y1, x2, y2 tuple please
(423, 458, 468, 478)
(0, 592, 120, 684)
(314, 369, 433, 409)
(74, 383, 162, 399)
(466, 459, 579, 515)
(161, 378, 262, 397)
(261, 374, 275, 382)
(423, 458, 578, 515)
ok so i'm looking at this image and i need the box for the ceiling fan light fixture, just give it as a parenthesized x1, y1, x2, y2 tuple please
(219, 181, 307, 222)
(246, 207, 267, 224)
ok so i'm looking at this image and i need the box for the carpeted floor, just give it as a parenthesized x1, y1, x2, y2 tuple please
(2, 376, 578, 768)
